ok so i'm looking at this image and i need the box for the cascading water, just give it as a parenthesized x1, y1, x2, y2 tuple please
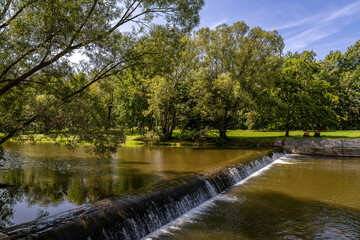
(3, 151, 284, 240)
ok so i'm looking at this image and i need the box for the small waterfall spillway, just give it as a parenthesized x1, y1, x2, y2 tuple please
(3, 151, 284, 240)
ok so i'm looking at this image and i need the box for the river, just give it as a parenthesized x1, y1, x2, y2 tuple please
(148, 154, 360, 239)
(0, 142, 269, 229)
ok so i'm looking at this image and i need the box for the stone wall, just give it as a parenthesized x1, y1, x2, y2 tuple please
(274, 139, 360, 157)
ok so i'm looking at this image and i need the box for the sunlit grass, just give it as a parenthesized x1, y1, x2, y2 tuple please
(212, 130, 360, 140)
(1, 129, 359, 147)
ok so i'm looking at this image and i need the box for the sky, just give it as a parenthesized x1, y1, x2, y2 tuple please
(197, 0, 360, 59)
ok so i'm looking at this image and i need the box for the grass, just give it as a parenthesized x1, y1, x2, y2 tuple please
(225, 130, 360, 140)
(2, 130, 360, 147)
(220, 130, 360, 146)
(126, 129, 360, 147)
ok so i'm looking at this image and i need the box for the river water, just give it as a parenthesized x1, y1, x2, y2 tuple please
(149, 154, 360, 239)
(0, 142, 269, 229)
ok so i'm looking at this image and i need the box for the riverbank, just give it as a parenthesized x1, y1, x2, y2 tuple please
(2, 130, 360, 147)
(125, 129, 360, 147)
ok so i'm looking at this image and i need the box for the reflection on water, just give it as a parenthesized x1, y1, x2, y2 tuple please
(152, 155, 360, 239)
(0, 142, 268, 228)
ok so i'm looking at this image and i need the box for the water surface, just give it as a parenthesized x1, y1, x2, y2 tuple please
(0, 142, 268, 228)
(152, 155, 360, 239)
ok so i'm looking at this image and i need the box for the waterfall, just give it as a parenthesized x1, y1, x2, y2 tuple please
(4, 151, 284, 240)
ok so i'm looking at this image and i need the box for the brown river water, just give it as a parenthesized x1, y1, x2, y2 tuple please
(0, 142, 268, 229)
(148, 154, 360, 239)
(2, 142, 360, 239)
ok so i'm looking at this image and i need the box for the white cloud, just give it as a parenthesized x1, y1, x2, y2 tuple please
(275, 14, 323, 31)
(209, 18, 228, 29)
(282, 0, 360, 52)
(277, 0, 360, 31)
(285, 26, 339, 52)
(322, 0, 360, 22)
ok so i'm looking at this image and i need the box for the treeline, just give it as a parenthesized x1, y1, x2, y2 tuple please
(0, 1, 359, 155)
(33, 23, 356, 140)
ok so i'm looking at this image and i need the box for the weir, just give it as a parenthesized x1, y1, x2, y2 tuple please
(3, 151, 283, 240)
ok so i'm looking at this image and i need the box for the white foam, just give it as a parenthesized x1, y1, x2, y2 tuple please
(233, 157, 283, 186)
(274, 159, 295, 164)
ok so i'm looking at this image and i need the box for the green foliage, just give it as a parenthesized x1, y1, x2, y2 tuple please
(323, 41, 360, 129)
(0, 0, 205, 154)
(144, 130, 161, 142)
(187, 126, 209, 141)
(262, 51, 339, 136)
(191, 22, 283, 138)
(0, 3, 358, 151)
(140, 25, 196, 139)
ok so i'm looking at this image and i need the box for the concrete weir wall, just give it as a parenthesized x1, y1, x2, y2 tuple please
(275, 139, 360, 157)
(3, 151, 282, 240)
(0, 233, 10, 240)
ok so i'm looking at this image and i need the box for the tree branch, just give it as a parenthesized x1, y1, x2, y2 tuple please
(68, 0, 98, 47)
(0, 0, 12, 21)
(0, 0, 36, 30)
(0, 34, 55, 81)
(0, 0, 176, 96)
(107, 0, 142, 34)
(0, 114, 39, 145)
(0, 42, 84, 96)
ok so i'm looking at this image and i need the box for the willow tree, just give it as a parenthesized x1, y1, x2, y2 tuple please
(0, 0, 204, 150)
(192, 22, 283, 139)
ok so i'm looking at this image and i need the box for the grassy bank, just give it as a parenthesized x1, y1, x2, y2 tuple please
(126, 130, 360, 147)
(2, 130, 360, 147)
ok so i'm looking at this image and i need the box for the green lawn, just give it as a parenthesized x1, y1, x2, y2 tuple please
(2, 129, 360, 147)
(225, 130, 360, 139)
(126, 129, 360, 146)
(208, 129, 360, 146)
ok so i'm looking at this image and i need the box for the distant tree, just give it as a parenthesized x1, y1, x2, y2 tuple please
(192, 22, 283, 139)
(270, 51, 338, 136)
(114, 69, 150, 134)
(141, 25, 196, 139)
(322, 40, 360, 129)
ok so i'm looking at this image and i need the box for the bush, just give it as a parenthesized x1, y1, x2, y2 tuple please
(144, 130, 161, 142)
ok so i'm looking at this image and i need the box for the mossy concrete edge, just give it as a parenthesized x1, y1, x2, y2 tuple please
(275, 139, 360, 157)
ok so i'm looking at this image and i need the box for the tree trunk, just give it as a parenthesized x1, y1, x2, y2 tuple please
(162, 123, 169, 138)
(218, 119, 228, 139)
(162, 126, 172, 140)
(285, 127, 290, 137)
(219, 128, 227, 139)
(169, 109, 176, 139)
(161, 106, 177, 140)
(105, 103, 113, 132)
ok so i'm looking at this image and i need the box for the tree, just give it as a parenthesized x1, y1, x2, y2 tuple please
(0, 0, 204, 96)
(0, 0, 205, 151)
(114, 69, 150, 134)
(269, 51, 338, 136)
(141, 25, 196, 139)
(323, 41, 360, 129)
(192, 22, 283, 139)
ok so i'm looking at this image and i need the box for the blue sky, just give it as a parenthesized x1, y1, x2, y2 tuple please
(197, 0, 360, 59)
